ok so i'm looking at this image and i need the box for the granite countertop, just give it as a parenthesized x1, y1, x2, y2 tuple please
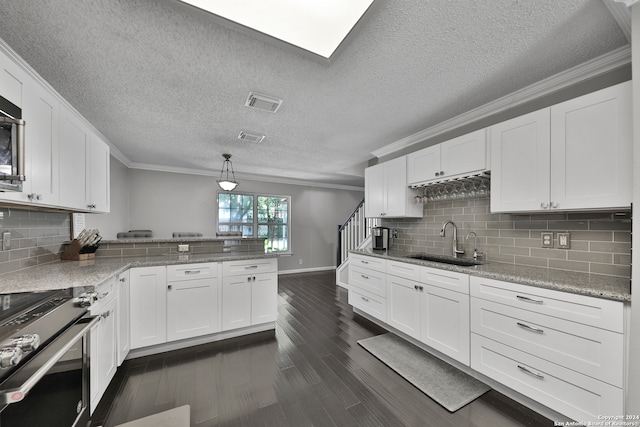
(87, 237, 266, 244)
(0, 252, 276, 294)
(351, 248, 631, 302)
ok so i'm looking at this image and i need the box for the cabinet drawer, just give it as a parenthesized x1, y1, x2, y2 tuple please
(350, 254, 386, 273)
(471, 298, 623, 387)
(167, 262, 218, 281)
(422, 267, 469, 294)
(349, 266, 386, 298)
(349, 288, 386, 323)
(387, 260, 421, 281)
(470, 276, 623, 332)
(222, 258, 277, 276)
(471, 334, 623, 422)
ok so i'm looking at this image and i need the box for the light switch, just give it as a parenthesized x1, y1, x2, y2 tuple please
(541, 232, 553, 248)
(558, 232, 571, 249)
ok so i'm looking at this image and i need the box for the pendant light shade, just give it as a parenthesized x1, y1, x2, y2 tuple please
(217, 154, 239, 191)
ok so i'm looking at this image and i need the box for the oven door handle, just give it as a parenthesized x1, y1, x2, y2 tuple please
(0, 315, 100, 405)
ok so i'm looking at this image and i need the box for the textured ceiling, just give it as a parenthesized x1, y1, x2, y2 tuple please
(0, 0, 629, 189)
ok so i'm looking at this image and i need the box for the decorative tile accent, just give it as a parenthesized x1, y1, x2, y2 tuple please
(382, 197, 631, 278)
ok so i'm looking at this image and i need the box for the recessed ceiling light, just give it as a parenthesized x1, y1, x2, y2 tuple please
(178, 0, 374, 59)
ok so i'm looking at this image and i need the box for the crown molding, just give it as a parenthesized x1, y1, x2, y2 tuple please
(127, 161, 365, 191)
(371, 45, 631, 158)
(613, 0, 640, 6)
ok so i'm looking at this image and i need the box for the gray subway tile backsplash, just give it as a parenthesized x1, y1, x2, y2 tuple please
(382, 196, 632, 278)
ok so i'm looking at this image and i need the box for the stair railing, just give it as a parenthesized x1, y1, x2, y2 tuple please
(337, 200, 378, 267)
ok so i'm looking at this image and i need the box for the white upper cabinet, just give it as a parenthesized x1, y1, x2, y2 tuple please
(365, 156, 423, 218)
(59, 104, 90, 210)
(407, 129, 487, 185)
(1, 43, 110, 212)
(0, 49, 60, 207)
(59, 103, 110, 212)
(549, 82, 632, 210)
(491, 81, 632, 213)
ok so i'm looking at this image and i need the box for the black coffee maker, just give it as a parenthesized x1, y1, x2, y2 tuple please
(371, 226, 390, 250)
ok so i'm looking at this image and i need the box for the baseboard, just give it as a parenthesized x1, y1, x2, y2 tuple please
(278, 266, 336, 275)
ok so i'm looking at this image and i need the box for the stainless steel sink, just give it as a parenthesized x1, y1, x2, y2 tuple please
(404, 254, 482, 267)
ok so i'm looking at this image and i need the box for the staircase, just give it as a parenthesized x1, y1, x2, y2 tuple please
(336, 200, 379, 288)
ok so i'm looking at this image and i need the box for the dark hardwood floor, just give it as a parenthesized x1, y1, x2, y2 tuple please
(90, 271, 554, 427)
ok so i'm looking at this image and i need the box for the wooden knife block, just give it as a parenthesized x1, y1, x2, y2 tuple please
(61, 239, 96, 260)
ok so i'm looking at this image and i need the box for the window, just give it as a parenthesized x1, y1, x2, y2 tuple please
(217, 192, 290, 253)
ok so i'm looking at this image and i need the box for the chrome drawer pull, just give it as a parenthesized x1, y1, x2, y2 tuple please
(361, 260, 369, 264)
(517, 364, 544, 380)
(361, 274, 369, 279)
(516, 295, 544, 304)
(184, 270, 201, 275)
(517, 322, 544, 334)
(245, 265, 259, 270)
(361, 296, 370, 302)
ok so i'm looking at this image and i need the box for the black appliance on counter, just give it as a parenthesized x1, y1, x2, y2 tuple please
(0, 289, 99, 427)
(371, 226, 390, 250)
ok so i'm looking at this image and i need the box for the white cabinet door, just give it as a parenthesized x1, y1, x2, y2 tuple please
(420, 285, 470, 365)
(550, 81, 631, 210)
(386, 275, 421, 339)
(130, 266, 167, 349)
(0, 48, 27, 107)
(407, 145, 440, 184)
(251, 272, 278, 325)
(0, 79, 59, 206)
(364, 163, 385, 218)
(440, 129, 486, 178)
(58, 104, 90, 210)
(87, 133, 110, 212)
(90, 292, 118, 413)
(221, 275, 252, 331)
(365, 156, 422, 218)
(490, 108, 551, 212)
(167, 276, 220, 341)
(116, 270, 130, 366)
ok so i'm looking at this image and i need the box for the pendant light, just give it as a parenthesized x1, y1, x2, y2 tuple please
(217, 154, 239, 191)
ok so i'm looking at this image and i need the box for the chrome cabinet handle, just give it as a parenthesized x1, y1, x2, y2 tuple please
(517, 364, 544, 380)
(361, 274, 369, 279)
(516, 295, 544, 304)
(245, 265, 258, 270)
(360, 260, 369, 264)
(184, 270, 201, 275)
(517, 322, 544, 334)
(168, 285, 172, 290)
(361, 296, 369, 302)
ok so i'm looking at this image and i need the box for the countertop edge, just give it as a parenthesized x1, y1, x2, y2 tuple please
(350, 249, 631, 303)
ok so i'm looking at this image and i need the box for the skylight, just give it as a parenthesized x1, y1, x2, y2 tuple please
(179, 0, 374, 59)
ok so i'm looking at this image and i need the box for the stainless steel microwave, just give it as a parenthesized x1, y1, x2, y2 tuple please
(0, 94, 25, 192)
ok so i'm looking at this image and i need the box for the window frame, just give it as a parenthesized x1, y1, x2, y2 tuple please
(216, 191, 292, 254)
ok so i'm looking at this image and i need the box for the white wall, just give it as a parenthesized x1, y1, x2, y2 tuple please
(85, 157, 130, 239)
(125, 169, 363, 272)
(627, 3, 640, 416)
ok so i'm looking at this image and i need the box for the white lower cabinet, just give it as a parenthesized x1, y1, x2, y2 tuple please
(89, 278, 118, 413)
(221, 258, 278, 331)
(386, 262, 470, 365)
(129, 266, 167, 349)
(470, 275, 625, 421)
(348, 255, 387, 322)
(167, 263, 221, 341)
(116, 270, 130, 366)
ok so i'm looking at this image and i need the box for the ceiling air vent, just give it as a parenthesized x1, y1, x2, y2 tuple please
(245, 92, 282, 113)
(238, 131, 266, 143)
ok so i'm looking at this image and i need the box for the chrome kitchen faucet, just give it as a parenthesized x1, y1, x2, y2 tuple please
(440, 221, 465, 258)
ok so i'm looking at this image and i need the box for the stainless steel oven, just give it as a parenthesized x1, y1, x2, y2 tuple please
(0, 290, 99, 427)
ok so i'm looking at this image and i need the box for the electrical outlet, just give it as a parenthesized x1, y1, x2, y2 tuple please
(2, 231, 10, 251)
(299, 259, 303, 265)
(2, 296, 9, 311)
(541, 232, 553, 248)
(178, 244, 189, 252)
(558, 232, 571, 249)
